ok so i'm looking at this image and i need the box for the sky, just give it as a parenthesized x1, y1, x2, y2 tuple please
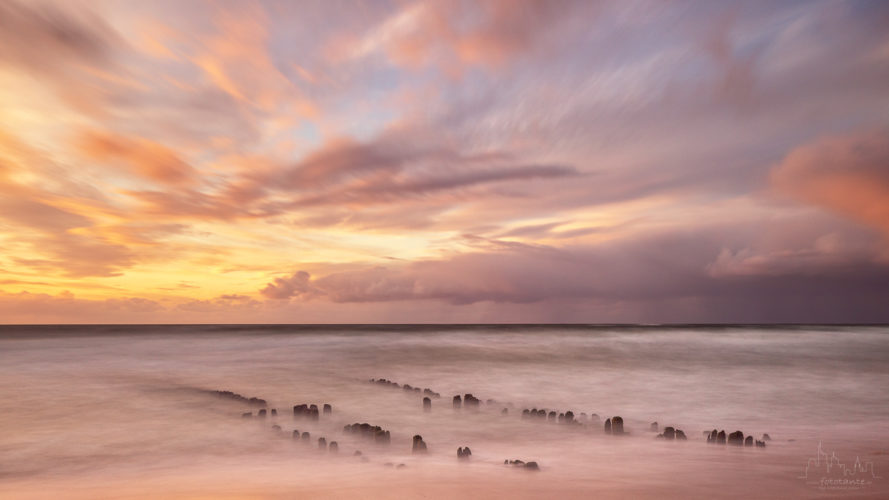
(0, 0, 888, 324)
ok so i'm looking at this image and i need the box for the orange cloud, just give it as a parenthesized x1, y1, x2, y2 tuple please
(78, 131, 196, 185)
(771, 129, 889, 236)
(191, 4, 318, 117)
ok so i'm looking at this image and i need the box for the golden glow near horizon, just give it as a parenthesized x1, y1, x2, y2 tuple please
(1, 0, 888, 323)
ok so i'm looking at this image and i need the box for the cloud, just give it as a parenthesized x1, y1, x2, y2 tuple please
(345, 0, 598, 75)
(125, 126, 577, 222)
(771, 128, 889, 236)
(0, 290, 276, 323)
(123, 187, 253, 220)
(260, 271, 319, 300)
(176, 294, 262, 313)
(0, 0, 135, 119)
(0, 291, 161, 323)
(0, 192, 92, 232)
(38, 232, 136, 277)
(276, 136, 424, 188)
(271, 129, 578, 207)
(496, 222, 564, 239)
(104, 297, 164, 313)
(362, 163, 577, 197)
(190, 3, 318, 117)
(260, 222, 889, 322)
(3, 1, 889, 323)
(701, 10, 760, 105)
(103, 223, 190, 246)
(0, 0, 119, 74)
(269, 130, 568, 192)
(78, 131, 197, 185)
(707, 233, 885, 278)
(0, 181, 135, 277)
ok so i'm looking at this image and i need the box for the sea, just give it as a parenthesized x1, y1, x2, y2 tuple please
(0, 324, 887, 499)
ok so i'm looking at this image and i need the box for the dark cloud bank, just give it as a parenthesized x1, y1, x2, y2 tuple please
(262, 223, 889, 324)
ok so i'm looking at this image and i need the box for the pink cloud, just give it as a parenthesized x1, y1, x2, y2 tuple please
(707, 232, 883, 278)
(0, 0, 119, 76)
(0, 291, 161, 323)
(260, 271, 319, 300)
(771, 128, 889, 237)
(176, 294, 262, 313)
(343, 0, 597, 75)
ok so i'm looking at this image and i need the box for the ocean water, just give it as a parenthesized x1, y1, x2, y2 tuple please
(0, 325, 887, 499)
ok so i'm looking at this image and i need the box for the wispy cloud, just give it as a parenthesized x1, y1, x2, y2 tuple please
(1, 0, 888, 322)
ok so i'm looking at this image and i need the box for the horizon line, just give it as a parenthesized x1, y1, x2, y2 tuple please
(2, 323, 887, 327)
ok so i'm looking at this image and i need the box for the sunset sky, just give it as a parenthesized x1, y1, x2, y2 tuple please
(1, 0, 888, 323)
